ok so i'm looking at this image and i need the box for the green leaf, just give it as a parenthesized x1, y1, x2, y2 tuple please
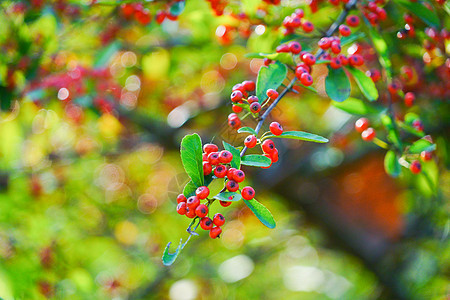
(170, 0, 185, 16)
(316, 60, 331, 64)
(94, 41, 121, 68)
(333, 97, 383, 115)
(162, 239, 185, 266)
(237, 127, 257, 135)
(243, 198, 276, 229)
(396, 0, 440, 27)
(180, 134, 204, 187)
(223, 141, 241, 169)
(384, 150, 401, 178)
(245, 52, 294, 65)
(346, 67, 378, 101)
(241, 155, 272, 167)
(364, 17, 392, 78)
(341, 32, 366, 46)
(409, 139, 436, 154)
(213, 192, 242, 202)
(263, 130, 328, 143)
(256, 61, 287, 104)
(325, 66, 351, 102)
(381, 115, 402, 149)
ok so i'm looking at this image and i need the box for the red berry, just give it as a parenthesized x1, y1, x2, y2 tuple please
(420, 151, 432, 161)
(233, 170, 245, 182)
(214, 165, 228, 178)
(232, 105, 243, 113)
(269, 122, 283, 135)
(412, 120, 424, 131)
(208, 152, 220, 165)
(250, 102, 261, 113)
(176, 202, 187, 215)
(219, 150, 233, 164)
(227, 167, 237, 180)
(361, 127, 376, 141)
(200, 217, 213, 230)
(195, 186, 210, 199)
(349, 54, 364, 66)
(203, 143, 219, 154)
(244, 135, 257, 148)
(367, 69, 381, 82)
(220, 200, 232, 207)
(247, 95, 259, 104)
(330, 40, 341, 54)
(355, 117, 370, 133)
(195, 204, 209, 218)
(155, 10, 166, 24)
(209, 226, 222, 239)
(262, 154, 273, 169)
(404, 92, 415, 107)
(185, 207, 196, 218)
(270, 148, 279, 163)
(213, 213, 225, 226)
(241, 186, 255, 200)
(410, 160, 421, 174)
(330, 57, 342, 69)
(228, 117, 242, 129)
(301, 53, 316, 66)
(186, 196, 200, 210)
(230, 90, 243, 102)
(302, 21, 314, 32)
(276, 44, 290, 53)
(338, 54, 348, 66)
(295, 66, 309, 79)
(288, 41, 302, 54)
(388, 82, 401, 95)
(226, 180, 239, 192)
(242, 80, 255, 91)
(263, 58, 272, 66)
(262, 139, 276, 154)
(300, 72, 313, 86)
(318, 37, 331, 49)
(203, 162, 212, 175)
(339, 25, 351, 36)
(266, 89, 279, 99)
(177, 194, 187, 203)
(346, 15, 360, 27)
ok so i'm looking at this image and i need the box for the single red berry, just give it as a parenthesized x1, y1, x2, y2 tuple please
(185, 207, 196, 218)
(330, 40, 341, 54)
(241, 186, 255, 200)
(227, 167, 237, 180)
(219, 150, 233, 164)
(330, 57, 342, 69)
(203, 143, 219, 154)
(244, 135, 257, 148)
(301, 53, 316, 66)
(232, 105, 243, 113)
(195, 204, 209, 218)
(302, 21, 314, 32)
(209, 226, 222, 239)
(420, 151, 432, 161)
(186, 196, 200, 210)
(242, 80, 255, 91)
(263, 58, 272, 66)
(228, 116, 241, 129)
(376, 7, 387, 20)
(295, 66, 309, 80)
(208, 152, 220, 165)
(339, 25, 351, 36)
(355, 117, 370, 133)
(232, 83, 246, 94)
(203, 153, 208, 161)
(346, 15, 360, 27)
(176, 202, 187, 215)
(367, 69, 381, 82)
(266, 89, 279, 99)
(295, 8, 304, 18)
(410, 160, 421, 174)
(276, 44, 290, 53)
(230, 90, 243, 102)
(247, 95, 259, 104)
(388, 82, 401, 95)
(262, 139, 276, 154)
(250, 102, 261, 113)
(214, 165, 228, 178)
(318, 37, 331, 49)
(270, 122, 283, 135)
(226, 180, 239, 192)
(220, 200, 232, 207)
(300, 72, 313, 86)
(337, 54, 348, 66)
(213, 213, 225, 226)
(196, 186, 210, 199)
(361, 127, 376, 141)
(270, 148, 279, 163)
(200, 217, 213, 230)
(203, 162, 212, 175)
(404, 92, 415, 107)
(177, 194, 187, 203)
(288, 41, 302, 54)
(412, 120, 424, 131)
(349, 54, 364, 66)
(155, 10, 166, 24)
(233, 170, 245, 182)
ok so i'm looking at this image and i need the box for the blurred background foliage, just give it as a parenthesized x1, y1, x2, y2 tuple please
(0, 0, 448, 299)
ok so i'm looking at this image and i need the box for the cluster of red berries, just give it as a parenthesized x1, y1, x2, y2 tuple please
(361, 0, 387, 25)
(281, 9, 314, 36)
(244, 122, 283, 168)
(355, 117, 376, 141)
(121, 1, 184, 25)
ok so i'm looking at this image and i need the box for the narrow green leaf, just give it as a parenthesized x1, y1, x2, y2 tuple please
(223, 141, 241, 169)
(256, 61, 288, 104)
(381, 115, 402, 149)
(213, 192, 242, 202)
(396, 0, 440, 27)
(364, 17, 392, 78)
(316, 60, 331, 64)
(180, 133, 204, 187)
(346, 67, 378, 101)
(94, 41, 121, 68)
(162, 239, 185, 266)
(325, 66, 351, 102)
(409, 139, 436, 154)
(245, 52, 294, 65)
(384, 150, 401, 178)
(241, 155, 272, 167)
(237, 127, 257, 135)
(341, 32, 366, 46)
(263, 130, 328, 143)
(243, 198, 276, 229)
(333, 97, 383, 115)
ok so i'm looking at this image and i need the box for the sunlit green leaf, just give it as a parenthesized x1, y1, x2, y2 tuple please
(333, 97, 383, 115)
(262, 130, 328, 143)
(256, 61, 287, 104)
(409, 139, 436, 154)
(213, 192, 242, 202)
(384, 150, 401, 178)
(325, 66, 351, 102)
(243, 198, 276, 229)
(241, 155, 271, 167)
(346, 67, 378, 101)
(396, 0, 440, 27)
(238, 127, 257, 135)
(180, 133, 204, 187)
(162, 239, 185, 266)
